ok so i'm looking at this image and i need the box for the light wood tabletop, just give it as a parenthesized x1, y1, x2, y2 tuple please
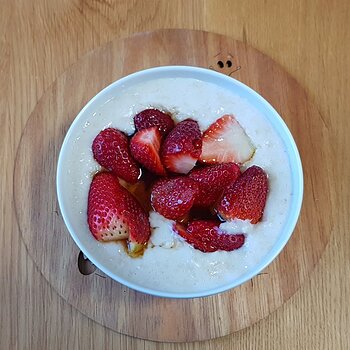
(1, 1, 349, 349)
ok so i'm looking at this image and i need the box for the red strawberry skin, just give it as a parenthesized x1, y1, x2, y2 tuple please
(130, 127, 166, 176)
(217, 165, 268, 224)
(134, 108, 175, 136)
(174, 220, 245, 253)
(189, 163, 241, 207)
(174, 222, 217, 252)
(87, 172, 151, 255)
(151, 177, 199, 220)
(161, 119, 202, 174)
(92, 128, 141, 183)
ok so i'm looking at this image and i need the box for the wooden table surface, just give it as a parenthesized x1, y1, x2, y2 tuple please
(1, 1, 349, 349)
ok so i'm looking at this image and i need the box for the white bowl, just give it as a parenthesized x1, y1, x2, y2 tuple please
(57, 66, 303, 298)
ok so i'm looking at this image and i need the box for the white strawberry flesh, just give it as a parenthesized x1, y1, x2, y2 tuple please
(200, 114, 255, 164)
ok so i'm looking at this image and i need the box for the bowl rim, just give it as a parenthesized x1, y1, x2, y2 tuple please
(56, 65, 304, 299)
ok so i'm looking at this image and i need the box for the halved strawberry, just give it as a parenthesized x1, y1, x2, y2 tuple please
(200, 115, 255, 164)
(189, 163, 241, 207)
(216, 165, 268, 224)
(92, 128, 141, 183)
(174, 220, 245, 253)
(161, 119, 202, 174)
(130, 127, 166, 176)
(151, 177, 199, 220)
(134, 108, 175, 136)
(87, 172, 151, 257)
(173, 222, 217, 252)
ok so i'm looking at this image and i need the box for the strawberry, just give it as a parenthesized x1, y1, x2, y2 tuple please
(87, 172, 151, 257)
(161, 119, 202, 174)
(92, 128, 140, 183)
(173, 222, 217, 252)
(151, 177, 199, 220)
(174, 220, 245, 253)
(200, 114, 255, 164)
(216, 165, 268, 224)
(189, 163, 241, 207)
(134, 108, 175, 136)
(130, 127, 166, 176)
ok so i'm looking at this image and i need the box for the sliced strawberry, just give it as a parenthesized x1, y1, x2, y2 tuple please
(92, 128, 141, 183)
(161, 119, 202, 174)
(173, 222, 217, 252)
(189, 163, 241, 207)
(134, 108, 175, 136)
(130, 127, 166, 176)
(200, 114, 255, 164)
(174, 220, 245, 253)
(151, 177, 199, 220)
(87, 172, 151, 257)
(216, 165, 268, 224)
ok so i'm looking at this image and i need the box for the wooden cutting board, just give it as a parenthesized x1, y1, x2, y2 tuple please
(13, 29, 332, 342)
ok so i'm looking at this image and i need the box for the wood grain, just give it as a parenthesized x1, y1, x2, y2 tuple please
(14, 29, 331, 342)
(1, 1, 349, 349)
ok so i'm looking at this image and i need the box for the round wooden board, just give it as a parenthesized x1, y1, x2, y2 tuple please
(14, 29, 332, 342)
